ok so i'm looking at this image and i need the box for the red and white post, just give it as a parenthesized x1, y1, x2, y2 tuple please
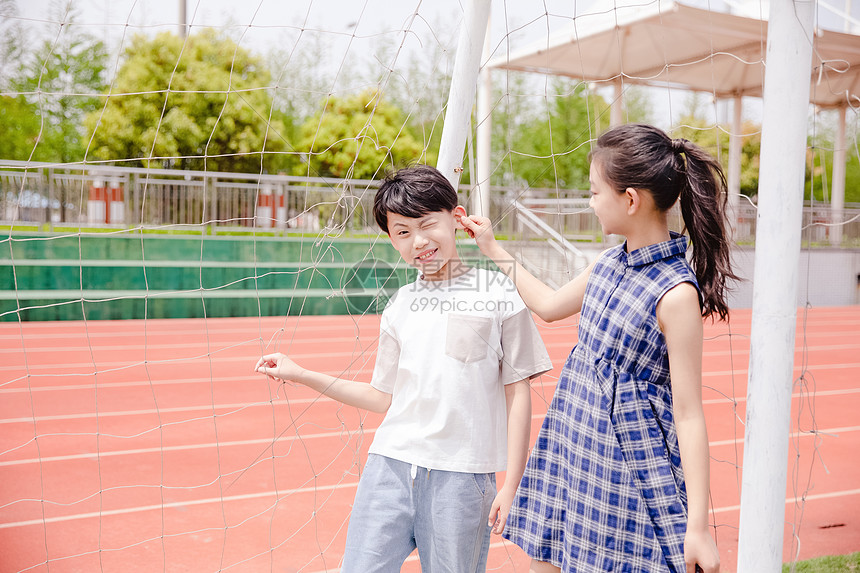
(87, 177, 106, 224)
(256, 184, 274, 227)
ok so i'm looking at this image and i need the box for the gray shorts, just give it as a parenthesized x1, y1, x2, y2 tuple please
(341, 454, 496, 572)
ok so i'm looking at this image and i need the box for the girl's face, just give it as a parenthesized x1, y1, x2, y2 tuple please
(588, 163, 630, 237)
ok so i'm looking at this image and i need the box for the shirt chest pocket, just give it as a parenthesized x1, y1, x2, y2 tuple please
(445, 314, 493, 364)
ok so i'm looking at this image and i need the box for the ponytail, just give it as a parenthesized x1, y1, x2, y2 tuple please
(591, 124, 739, 320)
(674, 140, 738, 320)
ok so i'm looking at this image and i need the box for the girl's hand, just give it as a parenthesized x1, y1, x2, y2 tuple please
(487, 486, 517, 535)
(255, 352, 303, 383)
(684, 528, 720, 573)
(458, 214, 498, 254)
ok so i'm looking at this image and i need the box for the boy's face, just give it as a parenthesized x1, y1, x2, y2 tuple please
(386, 205, 467, 281)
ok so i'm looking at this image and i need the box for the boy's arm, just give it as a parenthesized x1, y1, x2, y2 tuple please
(488, 378, 531, 535)
(255, 353, 392, 414)
(657, 283, 720, 573)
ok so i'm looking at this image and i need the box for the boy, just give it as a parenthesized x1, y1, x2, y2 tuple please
(254, 165, 551, 572)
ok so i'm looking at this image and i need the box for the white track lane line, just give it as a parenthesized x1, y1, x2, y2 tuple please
(2, 424, 857, 467)
(4, 485, 860, 531)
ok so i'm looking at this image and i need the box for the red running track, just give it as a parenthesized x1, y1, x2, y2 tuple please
(0, 307, 858, 572)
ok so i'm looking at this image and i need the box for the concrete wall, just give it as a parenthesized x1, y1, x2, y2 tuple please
(728, 247, 860, 308)
(508, 242, 860, 308)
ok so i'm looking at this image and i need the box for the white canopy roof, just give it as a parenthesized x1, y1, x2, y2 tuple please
(488, 1, 860, 108)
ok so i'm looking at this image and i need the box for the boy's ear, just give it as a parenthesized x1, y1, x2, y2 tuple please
(452, 205, 467, 229)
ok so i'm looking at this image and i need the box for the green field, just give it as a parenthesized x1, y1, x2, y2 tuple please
(784, 552, 860, 572)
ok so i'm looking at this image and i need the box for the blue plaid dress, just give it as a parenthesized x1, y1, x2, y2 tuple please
(503, 234, 698, 572)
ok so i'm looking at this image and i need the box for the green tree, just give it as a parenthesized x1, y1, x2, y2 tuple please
(621, 85, 654, 125)
(0, 0, 24, 90)
(86, 29, 289, 173)
(17, 36, 108, 164)
(295, 89, 423, 180)
(377, 26, 454, 168)
(805, 112, 860, 204)
(264, 34, 330, 150)
(1, 3, 107, 163)
(674, 93, 762, 197)
(507, 79, 610, 190)
(0, 1, 42, 161)
(0, 95, 43, 160)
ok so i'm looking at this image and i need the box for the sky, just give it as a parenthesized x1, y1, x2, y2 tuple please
(16, 0, 859, 47)
(30, 0, 857, 60)
(9, 0, 860, 128)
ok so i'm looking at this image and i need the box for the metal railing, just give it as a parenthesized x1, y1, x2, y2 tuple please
(505, 199, 590, 289)
(3, 160, 858, 248)
(503, 193, 860, 248)
(0, 160, 382, 234)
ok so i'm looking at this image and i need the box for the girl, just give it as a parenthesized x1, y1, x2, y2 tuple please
(460, 124, 734, 573)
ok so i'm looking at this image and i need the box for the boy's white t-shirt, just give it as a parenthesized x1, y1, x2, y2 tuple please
(368, 267, 552, 473)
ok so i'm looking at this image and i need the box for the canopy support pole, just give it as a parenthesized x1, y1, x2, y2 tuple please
(611, 76, 624, 126)
(727, 95, 743, 237)
(830, 105, 847, 246)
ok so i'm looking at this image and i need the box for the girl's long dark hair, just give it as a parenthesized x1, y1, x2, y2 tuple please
(590, 123, 739, 320)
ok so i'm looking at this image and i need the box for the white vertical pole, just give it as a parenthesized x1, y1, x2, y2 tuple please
(736, 0, 815, 571)
(610, 77, 624, 126)
(727, 95, 743, 237)
(830, 106, 847, 246)
(437, 0, 492, 191)
(474, 16, 493, 218)
(179, 0, 187, 38)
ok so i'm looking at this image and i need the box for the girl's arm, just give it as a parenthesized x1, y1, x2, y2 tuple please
(657, 283, 720, 573)
(488, 378, 531, 535)
(460, 215, 594, 322)
(255, 353, 392, 414)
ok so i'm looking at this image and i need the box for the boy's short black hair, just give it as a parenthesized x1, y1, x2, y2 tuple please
(373, 165, 459, 234)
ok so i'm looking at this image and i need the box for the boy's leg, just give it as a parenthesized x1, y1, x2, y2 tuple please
(341, 454, 416, 573)
(413, 468, 496, 573)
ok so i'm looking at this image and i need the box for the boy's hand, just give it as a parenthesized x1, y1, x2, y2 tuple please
(255, 352, 303, 383)
(487, 486, 517, 535)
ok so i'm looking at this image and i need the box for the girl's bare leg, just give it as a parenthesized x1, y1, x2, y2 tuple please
(530, 559, 561, 573)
